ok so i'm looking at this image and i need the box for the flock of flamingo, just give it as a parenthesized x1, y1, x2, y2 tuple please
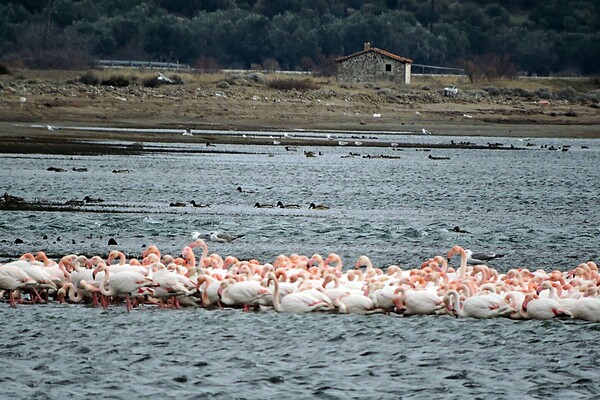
(0, 240, 599, 321)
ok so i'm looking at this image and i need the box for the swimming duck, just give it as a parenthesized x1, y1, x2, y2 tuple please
(169, 202, 187, 207)
(309, 203, 330, 210)
(254, 202, 274, 208)
(190, 200, 210, 208)
(277, 201, 300, 209)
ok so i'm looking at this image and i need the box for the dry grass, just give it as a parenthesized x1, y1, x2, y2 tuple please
(3, 68, 597, 94)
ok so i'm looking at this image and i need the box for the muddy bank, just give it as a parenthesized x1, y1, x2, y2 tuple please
(0, 70, 598, 145)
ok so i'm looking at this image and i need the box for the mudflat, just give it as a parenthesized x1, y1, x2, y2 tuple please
(0, 70, 598, 152)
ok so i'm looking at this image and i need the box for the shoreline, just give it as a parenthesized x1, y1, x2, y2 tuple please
(1, 70, 598, 147)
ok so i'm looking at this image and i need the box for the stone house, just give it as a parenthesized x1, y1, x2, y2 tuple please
(336, 43, 413, 85)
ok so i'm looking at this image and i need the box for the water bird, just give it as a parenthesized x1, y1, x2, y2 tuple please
(157, 72, 173, 84)
(309, 203, 330, 210)
(20, 97, 26, 107)
(182, 129, 193, 136)
(112, 169, 129, 173)
(421, 128, 432, 135)
(190, 200, 210, 208)
(428, 154, 450, 160)
(451, 226, 469, 234)
(465, 249, 504, 265)
(3, 192, 25, 203)
(64, 199, 84, 206)
(72, 167, 88, 172)
(84, 196, 104, 203)
(192, 231, 243, 243)
(47, 125, 58, 131)
(372, 113, 381, 118)
(169, 202, 187, 207)
(276, 201, 300, 209)
(254, 202, 274, 208)
(237, 186, 256, 194)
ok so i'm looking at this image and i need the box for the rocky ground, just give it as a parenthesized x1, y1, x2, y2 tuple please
(0, 69, 598, 150)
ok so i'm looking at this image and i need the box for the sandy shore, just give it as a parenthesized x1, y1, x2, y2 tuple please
(0, 70, 598, 150)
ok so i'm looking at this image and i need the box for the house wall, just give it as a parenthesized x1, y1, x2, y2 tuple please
(337, 53, 408, 84)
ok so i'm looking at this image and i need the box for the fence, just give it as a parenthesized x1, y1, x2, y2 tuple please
(412, 63, 466, 76)
(96, 60, 191, 70)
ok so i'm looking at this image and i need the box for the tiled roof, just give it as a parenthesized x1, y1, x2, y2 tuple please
(336, 47, 413, 64)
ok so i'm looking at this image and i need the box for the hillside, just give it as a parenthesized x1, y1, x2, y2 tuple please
(0, 0, 599, 76)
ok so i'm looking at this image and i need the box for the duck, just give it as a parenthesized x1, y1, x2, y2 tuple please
(169, 202, 187, 207)
(237, 186, 256, 194)
(277, 201, 300, 209)
(64, 199, 84, 206)
(84, 195, 104, 203)
(309, 202, 330, 210)
(190, 200, 210, 208)
(254, 202, 274, 208)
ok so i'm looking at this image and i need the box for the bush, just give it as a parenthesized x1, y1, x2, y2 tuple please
(80, 71, 99, 85)
(0, 63, 10, 75)
(267, 78, 319, 91)
(101, 75, 130, 87)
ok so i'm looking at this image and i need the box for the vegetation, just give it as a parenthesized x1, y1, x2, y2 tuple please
(0, 0, 599, 76)
(267, 77, 320, 91)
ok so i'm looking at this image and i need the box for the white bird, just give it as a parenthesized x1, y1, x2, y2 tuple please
(182, 129, 193, 136)
(157, 72, 173, 83)
(465, 249, 504, 265)
(463, 114, 473, 119)
(421, 128, 432, 135)
(372, 113, 381, 118)
(20, 97, 27, 107)
(192, 231, 243, 243)
(47, 125, 58, 131)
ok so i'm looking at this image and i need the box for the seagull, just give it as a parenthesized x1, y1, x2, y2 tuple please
(182, 129, 193, 136)
(157, 72, 173, 84)
(465, 249, 504, 265)
(372, 113, 381, 118)
(192, 231, 243, 243)
(463, 114, 473, 119)
(421, 128, 432, 135)
(47, 125, 58, 131)
(20, 97, 26, 107)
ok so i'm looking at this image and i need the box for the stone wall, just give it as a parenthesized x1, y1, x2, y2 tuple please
(337, 53, 407, 84)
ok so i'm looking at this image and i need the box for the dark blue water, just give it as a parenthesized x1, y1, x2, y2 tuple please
(1, 133, 600, 398)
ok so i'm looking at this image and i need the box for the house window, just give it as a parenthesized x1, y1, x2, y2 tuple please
(385, 64, 392, 72)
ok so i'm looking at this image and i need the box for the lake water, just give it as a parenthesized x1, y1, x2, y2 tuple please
(1, 131, 599, 398)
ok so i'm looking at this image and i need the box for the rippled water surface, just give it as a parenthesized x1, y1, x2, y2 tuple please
(1, 132, 600, 398)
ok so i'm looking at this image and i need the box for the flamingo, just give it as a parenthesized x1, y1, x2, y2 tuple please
(519, 293, 571, 320)
(266, 273, 329, 313)
(443, 289, 514, 318)
(394, 286, 444, 315)
(218, 279, 271, 310)
(0, 265, 37, 307)
(335, 292, 383, 315)
(94, 264, 156, 312)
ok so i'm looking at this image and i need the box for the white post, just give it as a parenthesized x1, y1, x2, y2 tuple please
(404, 63, 411, 85)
